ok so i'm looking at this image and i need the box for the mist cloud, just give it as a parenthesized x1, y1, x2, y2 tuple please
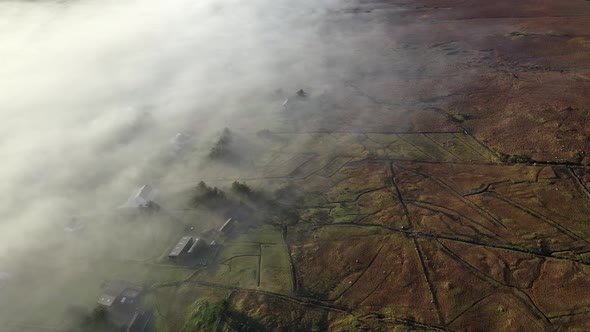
(0, 0, 357, 256)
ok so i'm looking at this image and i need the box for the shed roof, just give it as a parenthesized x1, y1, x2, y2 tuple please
(122, 185, 158, 208)
(169, 236, 193, 257)
(127, 311, 151, 332)
(97, 294, 118, 307)
(219, 218, 234, 233)
(97, 282, 141, 307)
(103, 283, 128, 297)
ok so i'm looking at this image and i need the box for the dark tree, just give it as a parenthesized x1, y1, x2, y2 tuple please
(209, 128, 233, 159)
(231, 181, 252, 197)
(190, 181, 228, 209)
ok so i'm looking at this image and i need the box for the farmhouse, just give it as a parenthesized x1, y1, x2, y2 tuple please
(168, 236, 194, 260)
(121, 184, 160, 212)
(170, 132, 191, 152)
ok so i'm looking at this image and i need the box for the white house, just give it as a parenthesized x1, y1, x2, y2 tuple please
(170, 132, 191, 152)
(120, 185, 159, 209)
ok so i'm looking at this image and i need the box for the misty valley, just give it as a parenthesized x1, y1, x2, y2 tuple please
(2, 0, 590, 331)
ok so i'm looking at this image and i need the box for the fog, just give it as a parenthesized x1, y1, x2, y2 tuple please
(0, 0, 349, 248)
(0, 0, 391, 328)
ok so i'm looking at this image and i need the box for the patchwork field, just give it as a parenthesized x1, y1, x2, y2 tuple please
(4, 0, 590, 331)
(198, 225, 293, 295)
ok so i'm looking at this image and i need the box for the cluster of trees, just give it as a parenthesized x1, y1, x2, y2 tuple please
(209, 128, 233, 159)
(188, 180, 300, 227)
(265, 184, 301, 226)
(190, 181, 229, 210)
(231, 181, 253, 197)
(230, 181, 300, 226)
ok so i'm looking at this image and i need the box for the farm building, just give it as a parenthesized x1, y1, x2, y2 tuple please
(219, 218, 235, 234)
(120, 184, 160, 212)
(168, 236, 195, 260)
(187, 238, 207, 257)
(97, 282, 141, 308)
(170, 132, 191, 152)
(127, 311, 152, 332)
(97, 282, 149, 331)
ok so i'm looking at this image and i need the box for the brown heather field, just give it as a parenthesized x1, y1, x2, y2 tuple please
(208, 1, 590, 331)
(83, 1, 590, 331)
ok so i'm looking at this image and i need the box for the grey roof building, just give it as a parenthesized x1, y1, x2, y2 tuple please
(219, 218, 234, 234)
(127, 311, 151, 332)
(168, 236, 194, 259)
(121, 184, 159, 209)
(96, 282, 149, 332)
(97, 282, 141, 307)
(187, 238, 207, 256)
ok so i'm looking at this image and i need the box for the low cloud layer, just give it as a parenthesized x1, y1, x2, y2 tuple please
(0, 0, 362, 256)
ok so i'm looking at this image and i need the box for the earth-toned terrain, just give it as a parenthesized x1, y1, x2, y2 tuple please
(199, 1, 590, 330)
(3, 0, 590, 331)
